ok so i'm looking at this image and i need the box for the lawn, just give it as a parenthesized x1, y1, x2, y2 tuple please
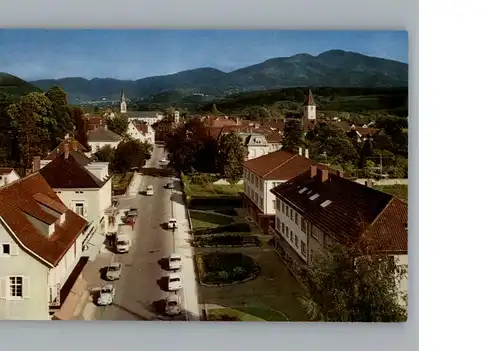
(112, 172, 134, 195)
(207, 306, 289, 321)
(189, 210, 236, 229)
(188, 183, 243, 197)
(374, 184, 408, 202)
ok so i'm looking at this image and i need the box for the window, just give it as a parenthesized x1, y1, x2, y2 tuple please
(286, 205, 289, 217)
(74, 203, 84, 216)
(309, 194, 319, 200)
(294, 212, 299, 225)
(281, 223, 285, 233)
(298, 187, 308, 194)
(276, 218, 281, 229)
(9, 276, 23, 298)
(320, 200, 332, 208)
(301, 218, 306, 232)
(294, 235, 298, 247)
(276, 199, 281, 211)
(2, 244, 10, 255)
(286, 226, 289, 238)
(272, 200, 276, 209)
(301, 241, 306, 255)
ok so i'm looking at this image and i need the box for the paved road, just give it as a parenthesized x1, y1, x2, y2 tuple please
(91, 145, 186, 320)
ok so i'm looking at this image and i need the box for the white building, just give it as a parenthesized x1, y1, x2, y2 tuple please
(242, 148, 314, 234)
(0, 173, 90, 320)
(127, 120, 155, 145)
(87, 126, 123, 154)
(303, 88, 316, 124)
(37, 144, 114, 260)
(118, 89, 164, 126)
(270, 165, 408, 306)
(0, 168, 21, 187)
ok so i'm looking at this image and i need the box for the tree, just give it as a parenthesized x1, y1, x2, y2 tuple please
(282, 119, 303, 152)
(70, 106, 89, 149)
(94, 144, 115, 164)
(106, 113, 129, 136)
(140, 141, 153, 161)
(305, 122, 359, 164)
(300, 242, 407, 322)
(218, 132, 246, 181)
(7, 92, 55, 170)
(0, 92, 15, 166)
(113, 140, 146, 173)
(45, 85, 73, 149)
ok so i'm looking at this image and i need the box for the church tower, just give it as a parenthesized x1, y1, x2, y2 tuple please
(120, 89, 127, 113)
(303, 88, 316, 124)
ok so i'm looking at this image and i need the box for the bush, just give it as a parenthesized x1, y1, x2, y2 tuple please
(189, 173, 218, 185)
(197, 252, 260, 285)
(189, 196, 243, 208)
(208, 314, 241, 321)
(190, 233, 260, 247)
(193, 222, 251, 235)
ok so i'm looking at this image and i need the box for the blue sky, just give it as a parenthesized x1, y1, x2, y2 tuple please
(0, 30, 407, 81)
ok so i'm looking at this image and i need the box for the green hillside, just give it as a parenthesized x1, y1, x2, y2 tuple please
(0, 72, 42, 97)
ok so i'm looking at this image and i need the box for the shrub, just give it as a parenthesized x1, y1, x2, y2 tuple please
(193, 222, 251, 235)
(189, 196, 243, 208)
(188, 173, 218, 185)
(217, 270, 229, 280)
(232, 266, 246, 277)
(208, 314, 241, 321)
(197, 252, 260, 285)
(190, 233, 260, 247)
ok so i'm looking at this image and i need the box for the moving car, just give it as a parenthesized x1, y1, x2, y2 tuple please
(166, 218, 177, 230)
(168, 253, 182, 270)
(115, 225, 132, 253)
(105, 262, 123, 281)
(97, 284, 115, 306)
(165, 294, 181, 316)
(146, 185, 154, 196)
(168, 273, 183, 291)
(166, 182, 175, 189)
(160, 158, 167, 163)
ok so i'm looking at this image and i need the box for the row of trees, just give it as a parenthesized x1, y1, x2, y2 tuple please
(94, 140, 153, 174)
(164, 118, 246, 182)
(0, 87, 89, 172)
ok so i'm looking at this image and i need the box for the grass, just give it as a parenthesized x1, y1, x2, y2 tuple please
(189, 210, 236, 229)
(207, 306, 289, 321)
(112, 172, 134, 195)
(374, 184, 408, 202)
(188, 183, 243, 197)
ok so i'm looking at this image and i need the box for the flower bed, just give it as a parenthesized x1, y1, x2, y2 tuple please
(196, 252, 260, 286)
(190, 233, 260, 248)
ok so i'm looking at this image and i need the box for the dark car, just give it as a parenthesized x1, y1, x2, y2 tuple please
(166, 183, 175, 189)
(127, 208, 139, 217)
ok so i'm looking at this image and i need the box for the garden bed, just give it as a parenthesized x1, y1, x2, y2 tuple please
(192, 222, 251, 235)
(196, 252, 260, 286)
(189, 210, 235, 229)
(112, 172, 134, 195)
(191, 233, 260, 248)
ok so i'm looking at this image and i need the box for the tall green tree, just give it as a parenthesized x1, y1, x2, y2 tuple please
(300, 242, 407, 322)
(218, 132, 246, 181)
(282, 119, 303, 152)
(113, 140, 146, 173)
(0, 92, 15, 166)
(305, 122, 359, 163)
(45, 85, 73, 149)
(106, 113, 129, 136)
(70, 106, 89, 149)
(7, 92, 55, 170)
(94, 144, 115, 164)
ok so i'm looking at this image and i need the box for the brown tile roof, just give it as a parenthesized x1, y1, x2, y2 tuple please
(244, 150, 315, 180)
(44, 140, 92, 161)
(271, 167, 407, 254)
(354, 127, 380, 137)
(0, 167, 14, 175)
(305, 88, 315, 105)
(40, 153, 105, 189)
(33, 193, 67, 214)
(133, 122, 148, 135)
(0, 173, 88, 266)
(87, 127, 122, 142)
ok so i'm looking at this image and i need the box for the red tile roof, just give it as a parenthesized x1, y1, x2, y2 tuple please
(40, 153, 105, 189)
(133, 122, 149, 135)
(44, 139, 90, 161)
(0, 173, 88, 266)
(271, 167, 407, 254)
(244, 150, 315, 180)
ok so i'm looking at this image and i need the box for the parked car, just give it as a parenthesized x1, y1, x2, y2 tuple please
(160, 158, 167, 163)
(123, 215, 136, 226)
(97, 284, 116, 306)
(165, 294, 181, 316)
(168, 273, 183, 291)
(168, 253, 182, 270)
(146, 185, 154, 196)
(127, 208, 139, 217)
(105, 262, 123, 281)
(167, 218, 177, 230)
(166, 182, 175, 189)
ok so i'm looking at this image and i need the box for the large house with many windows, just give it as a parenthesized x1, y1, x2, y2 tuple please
(0, 173, 91, 320)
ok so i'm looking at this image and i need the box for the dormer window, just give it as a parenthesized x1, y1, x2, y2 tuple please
(309, 194, 319, 200)
(298, 187, 308, 194)
(320, 200, 332, 208)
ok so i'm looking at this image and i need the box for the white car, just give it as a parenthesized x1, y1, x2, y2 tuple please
(146, 185, 154, 196)
(97, 284, 115, 306)
(168, 253, 182, 270)
(160, 158, 167, 163)
(168, 273, 183, 291)
(105, 262, 123, 281)
(165, 294, 181, 316)
(167, 218, 177, 230)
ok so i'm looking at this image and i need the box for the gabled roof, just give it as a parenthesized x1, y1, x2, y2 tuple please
(305, 89, 315, 106)
(126, 111, 161, 118)
(0, 167, 15, 175)
(133, 121, 149, 135)
(44, 140, 92, 161)
(244, 150, 315, 180)
(40, 153, 105, 189)
(0, 173, 88, 266)
(271, 167, 407, 254)
(87, 127, 122, 142)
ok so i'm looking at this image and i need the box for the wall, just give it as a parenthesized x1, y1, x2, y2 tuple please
(263, 180, 285, 214)
(274, 201, 308, 262)
(55, 188, 102, 233)
(88, 140, 120, 154)
(246, 145, 269, 160)
(355, 178, 408, 186)
(0, 221, 51, 320)
(127, 123, 147, 143)
(242, 169, 264, 212)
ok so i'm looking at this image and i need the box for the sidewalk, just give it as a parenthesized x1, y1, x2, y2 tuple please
(171, 184, 201, 321)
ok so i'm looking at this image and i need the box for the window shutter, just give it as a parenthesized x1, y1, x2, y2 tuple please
(22, 277, 30, 299)
(10, 244, 19, 256)
(83, 205, 88, 217)
(0, 278, 5, 299)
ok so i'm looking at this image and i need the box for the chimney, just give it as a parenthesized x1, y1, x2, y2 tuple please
(318, 168, 328, 182)
(64, 143, 70, 159)
(310, 165, 317, 178)
(298, 147, 303, 156)
(236, 118, 241, 125)
(71, 140, 78, 151)
(305, 149, 309, 158)
(32, 156, 41, 172)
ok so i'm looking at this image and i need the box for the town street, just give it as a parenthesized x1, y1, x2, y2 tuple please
(82, 144, 196, 321)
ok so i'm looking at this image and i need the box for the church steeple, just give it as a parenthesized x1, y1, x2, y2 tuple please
(303, 88, 316, 123)
(120, 89, 127, 113)
(305, 88, 315, 106)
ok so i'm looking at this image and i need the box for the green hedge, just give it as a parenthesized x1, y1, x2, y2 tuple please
(191, 233, 260, 247)
(197, 252, 260, 285)
(189, 196, 243, 208)
(192, 222, 250, 235)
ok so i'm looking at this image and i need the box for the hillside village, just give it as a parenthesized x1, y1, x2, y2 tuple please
(0, 82, 408, 322)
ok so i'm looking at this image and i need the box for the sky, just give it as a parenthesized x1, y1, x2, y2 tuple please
(0, 30, 408, 81)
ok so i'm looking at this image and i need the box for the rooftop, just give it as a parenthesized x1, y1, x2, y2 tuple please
(87, 127, 122, 142)
(244, 150, 316, 180)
